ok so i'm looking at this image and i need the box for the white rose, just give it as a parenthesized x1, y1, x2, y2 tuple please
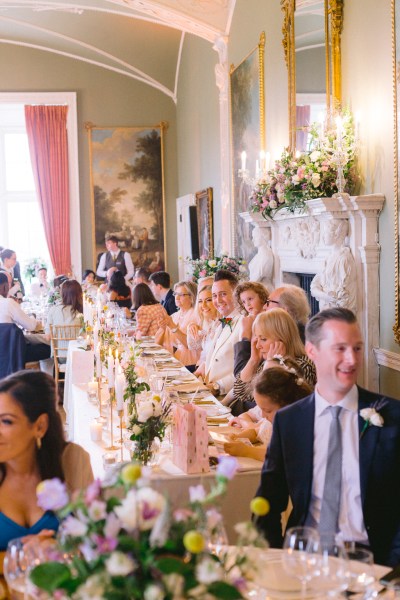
(291, 174, 300, 184)
(208, 260, 217, 268)
(269, 200, 277, 209)
(114, 489, 138, 531)
(360, 407, 375, 420)
(131, 424, 142, 435)
(137, 401, 156, 422)
(88, 500, 107, 522)
(73, 574, 107, 600)
(370, 412, 384, 427)
(62, 516, 88, 537)
(310, 150, 321, 162)
(196, 557, 224, 585)
(105, 551, 137, 576)
(144, 584, 164, 600)
(311, 172, 321, 188)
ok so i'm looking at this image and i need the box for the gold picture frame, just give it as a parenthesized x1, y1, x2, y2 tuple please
(86, 123, 167, 273)
(195, 187, 214, 258)
(392, 0, 400, 343)
(230, 32, 265, 263)
(281, 0, 344, 150)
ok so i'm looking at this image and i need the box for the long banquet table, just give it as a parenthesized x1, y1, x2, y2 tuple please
(64, 342, 263, 543)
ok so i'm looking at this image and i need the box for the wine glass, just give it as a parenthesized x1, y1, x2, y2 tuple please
(206, 519, 229, 558)
(308, 534, 350, 598)
(345, 546, 376, 599)
(282, 526, 320, 598)
(3, 537, 31, 599)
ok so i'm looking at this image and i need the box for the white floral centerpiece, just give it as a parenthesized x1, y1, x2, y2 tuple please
(185, 255, 247, 283)
(23, 257, 47, 282)
(250, 108, 357, 219)
(30, 458, 269, 599)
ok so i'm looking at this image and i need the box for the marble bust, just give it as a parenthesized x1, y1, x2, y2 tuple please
(248, 227, 274, 290)
(310, 219, 357, 312)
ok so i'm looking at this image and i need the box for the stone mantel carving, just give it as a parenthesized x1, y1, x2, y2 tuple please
(240, 194, 385, 391)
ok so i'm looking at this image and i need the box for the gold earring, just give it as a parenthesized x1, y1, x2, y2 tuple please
(36, 437, 42, 450)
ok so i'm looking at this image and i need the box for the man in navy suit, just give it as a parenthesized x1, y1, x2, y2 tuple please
(255, 307, 400, 566)
(149, 271, 177, 316)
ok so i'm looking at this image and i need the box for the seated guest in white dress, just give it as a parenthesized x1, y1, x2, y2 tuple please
(0, 370, 93, 552)
(187, 284, 219, 367)
(224, 364, 312, 461)
(0, 273, 50, 362)
(81, 269, 98, 300)
(45, 280, 83, 359)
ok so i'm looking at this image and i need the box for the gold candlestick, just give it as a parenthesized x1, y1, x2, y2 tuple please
(118, 410, 124, 462)
(106, 388, 119, 451)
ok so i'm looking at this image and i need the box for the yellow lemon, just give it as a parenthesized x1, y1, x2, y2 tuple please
(250, 497, 270, 517)
(183, 531, 205, 554)
(121, 463, 142, 484)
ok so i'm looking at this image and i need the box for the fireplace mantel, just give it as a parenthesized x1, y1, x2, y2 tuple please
(240, 193, 385, 391)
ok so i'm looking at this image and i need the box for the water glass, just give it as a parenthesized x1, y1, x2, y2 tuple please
(282, 526, 320, 597)
(4, 537, 30, 599)
(346, 546, 375, 598)
(308, 535, 350, 598)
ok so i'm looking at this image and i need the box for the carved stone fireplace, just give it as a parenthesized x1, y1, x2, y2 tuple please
(240, 194, 385, 391)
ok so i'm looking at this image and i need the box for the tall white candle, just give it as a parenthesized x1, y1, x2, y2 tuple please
(108, 349, 114, 389)
(115, 368, 126, 411)
(336, 116, 343, 147)
(93, 323, 99, 349)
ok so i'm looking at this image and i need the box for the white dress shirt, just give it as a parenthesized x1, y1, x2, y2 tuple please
(0, 297, 37, 331)
(305, 385, 369, 543)
(96, 251, 134, 281)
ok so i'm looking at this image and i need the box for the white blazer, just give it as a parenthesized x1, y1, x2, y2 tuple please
(205, 311, 242, 394)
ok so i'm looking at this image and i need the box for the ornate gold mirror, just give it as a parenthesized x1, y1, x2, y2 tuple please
(281, 0, 344, 150)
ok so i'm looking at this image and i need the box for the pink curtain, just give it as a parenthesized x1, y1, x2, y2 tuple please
(25, 105, 72, 275)
(296, 105, 311, 152)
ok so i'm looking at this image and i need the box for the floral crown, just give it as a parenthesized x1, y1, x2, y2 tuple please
(272, 354, 304, 386)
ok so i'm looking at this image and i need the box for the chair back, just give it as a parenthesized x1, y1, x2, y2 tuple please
(0, 323, 26, 379)
(50, 324, 81, 385)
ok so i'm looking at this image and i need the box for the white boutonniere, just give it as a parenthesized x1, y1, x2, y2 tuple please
(360, 398, 387, 439)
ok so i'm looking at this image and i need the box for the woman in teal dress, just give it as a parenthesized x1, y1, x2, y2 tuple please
(0, 370, 93, 551)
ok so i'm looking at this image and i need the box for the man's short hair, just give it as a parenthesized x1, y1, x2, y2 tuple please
(106, 235, 119, 244)
(149, 271, 170, 289)
(305, 307, 357, 346)
(213, 269, 238, 289)
(135, 267, 151, 282)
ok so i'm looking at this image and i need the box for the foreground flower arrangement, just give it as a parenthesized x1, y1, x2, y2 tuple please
(30, 458, 269, 599)
(250, 109, 357, 219)
(185, 255, 247, 283)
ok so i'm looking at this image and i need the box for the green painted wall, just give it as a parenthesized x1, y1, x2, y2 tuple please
(341, 0, 399, 394)
(0, 45, 179, 280)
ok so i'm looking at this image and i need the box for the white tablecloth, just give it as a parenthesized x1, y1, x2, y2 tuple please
(64, 341, 94, 438)
(69, 382, 261, 542)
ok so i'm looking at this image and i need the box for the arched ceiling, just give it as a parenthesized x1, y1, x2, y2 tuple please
(0, 0, 236, 102)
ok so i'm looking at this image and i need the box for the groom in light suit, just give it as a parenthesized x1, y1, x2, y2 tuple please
(203, 269, 242, 396)
(255, 307, 400, 566)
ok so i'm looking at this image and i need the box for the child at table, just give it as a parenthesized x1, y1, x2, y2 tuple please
(224, 362, 311, 461)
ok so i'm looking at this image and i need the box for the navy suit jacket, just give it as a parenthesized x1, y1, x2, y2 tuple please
(162, 289, 178, 316)
(255, 387, 400, 566)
